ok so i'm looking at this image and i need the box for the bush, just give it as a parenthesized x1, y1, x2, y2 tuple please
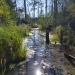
(50, 34, 59, 43)
(63, 35, 75, 46)
(18, 24, 30, 37)
(0, 25, 28, 63)
(63, 36, 69, 43)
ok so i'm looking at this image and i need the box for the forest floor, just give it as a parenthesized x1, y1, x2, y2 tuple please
(50, 44, 75, 75)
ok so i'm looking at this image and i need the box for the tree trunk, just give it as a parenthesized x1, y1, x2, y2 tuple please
(45, 0, 47, 17)
(33, 0, 35, 18)
(38, 0, 39, 18)
(46, 30, 49, 44)
(15, 0, 17, 13)
(54, 0, 57, 27)
(24, 0, 27, 19)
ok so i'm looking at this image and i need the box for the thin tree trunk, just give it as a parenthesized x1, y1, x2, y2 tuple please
(34, 0, 35, 18)
(38, 1, 39, 18)
(27, 4, 30, 16)
(24, 0, 27, 19)
(45, 0, 47, 17)
(15, 0, 17, 13)
(54, 0, 57, 27)
(45, 0, 48, 26)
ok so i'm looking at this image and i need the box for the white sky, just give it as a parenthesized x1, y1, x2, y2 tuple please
(16, 0, 52, 18)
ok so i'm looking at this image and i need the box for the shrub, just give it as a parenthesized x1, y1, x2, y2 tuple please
(50, 34, 59, 43)
(18, 24, 30, 37)
(63, 36, 69, 43)
(55, 25, 64, 37)
(0, 25, 28, 63)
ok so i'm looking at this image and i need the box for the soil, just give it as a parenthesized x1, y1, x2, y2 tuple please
(50, 44, 75, 75)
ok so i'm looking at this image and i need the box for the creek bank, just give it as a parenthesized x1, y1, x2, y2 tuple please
(5, 28, 38, 70)
(0, 37, 29, 75)
(4, 37, 29, 71)
(49, 43, 75, 75)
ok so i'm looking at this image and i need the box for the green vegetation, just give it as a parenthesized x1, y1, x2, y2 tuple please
(50, 34, 59, 43)
(51, 25, 64, 43)
(18, 24, 30, 37)
(0, 25, 29, 63)
(0, 0, 16, 26)
(37, 0, 75, 57)
(0, 0, 75, 73)
(37, 0, 75, 47)
(0, 0, 30, 73)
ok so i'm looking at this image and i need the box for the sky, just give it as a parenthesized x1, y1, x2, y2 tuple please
(15, 0, 52, 18)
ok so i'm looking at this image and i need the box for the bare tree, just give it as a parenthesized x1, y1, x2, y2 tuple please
(15, 0, 17, 14)
(53, 0, 57, 27)
(39, 0, 44, 16)
(45, 0, 47, 17)
(24, 0, 27, 19)
(29, 0, 38, 18)
(37, 0, 40, 17)
(33, 0, 36, 18)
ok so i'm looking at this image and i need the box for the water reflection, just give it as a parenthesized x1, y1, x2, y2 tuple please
(6, 28, 63, 75)
(36, 69, 41, 75)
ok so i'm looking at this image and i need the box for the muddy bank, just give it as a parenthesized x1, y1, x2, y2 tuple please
(50, 44, 75, 75)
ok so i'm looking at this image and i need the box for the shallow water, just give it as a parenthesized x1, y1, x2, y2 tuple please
(6, 28, 63, 75)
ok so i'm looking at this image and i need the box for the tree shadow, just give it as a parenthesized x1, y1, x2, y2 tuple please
(64, 54, 75, 67)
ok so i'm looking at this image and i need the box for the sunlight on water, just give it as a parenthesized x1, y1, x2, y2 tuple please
(36, 70, 41, 75)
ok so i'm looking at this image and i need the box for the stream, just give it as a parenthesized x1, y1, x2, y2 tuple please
(6, 28, 64, 75)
